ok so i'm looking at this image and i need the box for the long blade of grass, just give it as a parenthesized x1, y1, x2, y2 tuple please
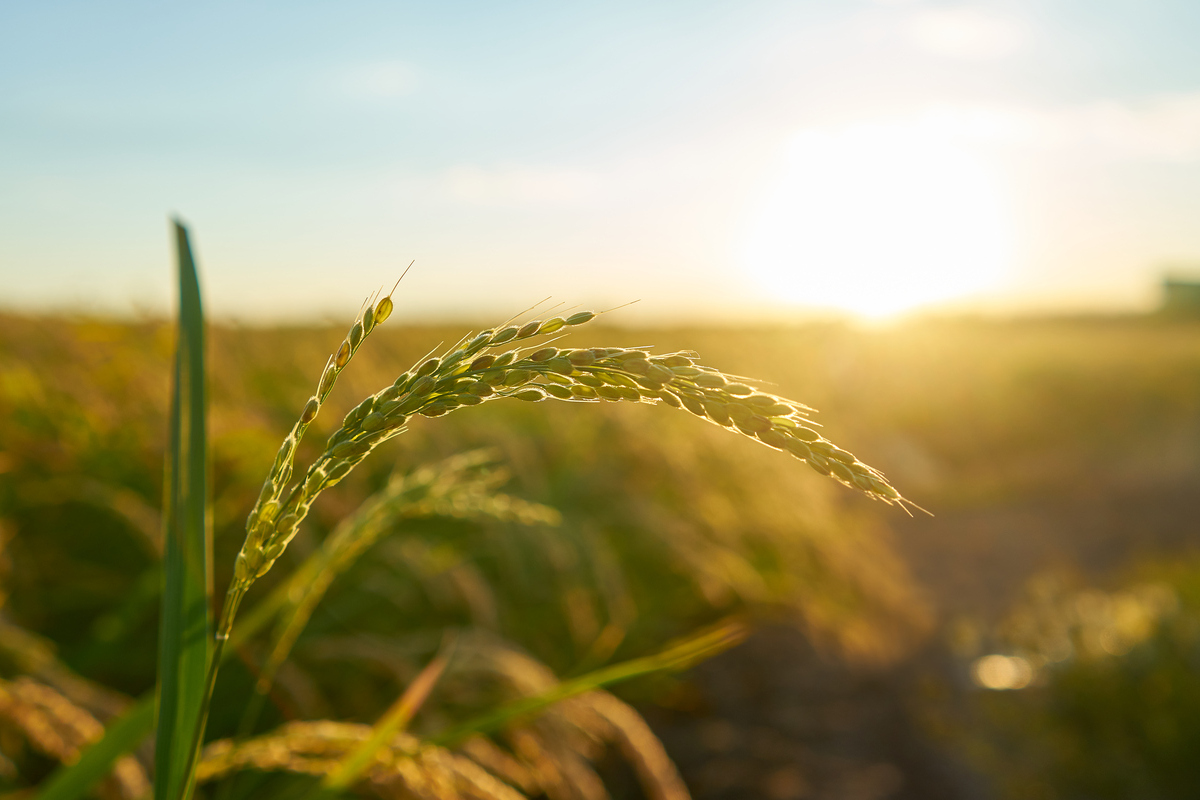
(155, 219, 212, 800)
(431, 618, 748, 748)
(33, 696, 156, 800)
(321, 634, 456, 792)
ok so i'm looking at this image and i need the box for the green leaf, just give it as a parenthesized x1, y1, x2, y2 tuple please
(431, 619, 748, 747)
(155, 219, 212, 800)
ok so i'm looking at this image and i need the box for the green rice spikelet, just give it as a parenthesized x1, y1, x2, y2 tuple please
(490, 326, 519, 345)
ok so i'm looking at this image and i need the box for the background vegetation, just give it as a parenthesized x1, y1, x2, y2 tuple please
(2, 311, 1199, 799)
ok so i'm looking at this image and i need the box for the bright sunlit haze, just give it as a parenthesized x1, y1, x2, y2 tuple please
(3, 1, 1200, 322)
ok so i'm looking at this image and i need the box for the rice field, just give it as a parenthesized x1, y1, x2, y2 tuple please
(3, 306, 1200, 799)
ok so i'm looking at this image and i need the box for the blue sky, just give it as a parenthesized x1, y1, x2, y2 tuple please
(3, 1, 1200, 321)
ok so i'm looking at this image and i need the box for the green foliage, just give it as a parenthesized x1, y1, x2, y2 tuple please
(154, 220, 213, 800)
(0, 225, 927, 799)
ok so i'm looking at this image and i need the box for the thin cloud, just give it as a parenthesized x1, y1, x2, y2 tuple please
(904, 7, 1031, 60)
(330, 60, 418, 101)
(438, 164, 603, 206)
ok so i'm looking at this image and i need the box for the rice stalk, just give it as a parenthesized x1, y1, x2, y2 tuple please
(198, 720, 525, 800)
(198, 284, 910, 796)
(236, 309, 908, 594)
(0, 677, 149, 800)
(233, 451, 559, 737)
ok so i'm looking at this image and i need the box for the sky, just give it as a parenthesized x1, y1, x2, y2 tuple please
(3, 0, 1200, 323)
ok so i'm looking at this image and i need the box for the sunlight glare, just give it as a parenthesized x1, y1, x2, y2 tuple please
(739, 116, 1013, 319)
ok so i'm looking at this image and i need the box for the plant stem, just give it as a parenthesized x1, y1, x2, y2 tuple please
(177, 580, 249, 800)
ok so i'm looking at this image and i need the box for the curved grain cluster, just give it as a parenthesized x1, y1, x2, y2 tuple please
(235, 306, 906, 590)
(235, 290, 396, 585)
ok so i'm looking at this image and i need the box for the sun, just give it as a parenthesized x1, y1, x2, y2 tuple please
(738, 115, 1013, 320)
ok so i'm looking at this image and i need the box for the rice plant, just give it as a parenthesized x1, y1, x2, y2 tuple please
(16, 221, 911, 800)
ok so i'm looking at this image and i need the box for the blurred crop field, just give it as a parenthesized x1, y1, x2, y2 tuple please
(3, 311, 1200, 799)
